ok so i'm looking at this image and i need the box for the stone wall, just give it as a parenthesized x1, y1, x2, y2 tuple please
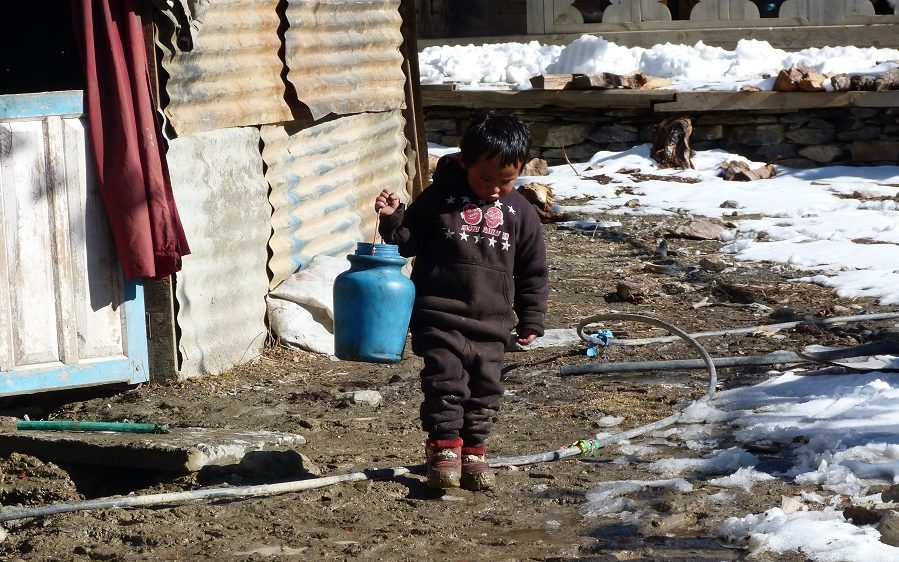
(423, 106, 899, 168)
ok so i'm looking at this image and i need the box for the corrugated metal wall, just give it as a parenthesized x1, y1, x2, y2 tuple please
(167, 127, 271, 376)
(157, 0, 293, 136)
(283, 0, 407, 120)
(262, 110, 409, 289)
(157, 0, 408, 135)
(155, 0, 414, 377)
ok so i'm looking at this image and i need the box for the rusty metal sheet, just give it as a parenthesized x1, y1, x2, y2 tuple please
(167, 127, 271, 377)
(262, 110, 409, 289)
(157, 0, 293, 136)
(283, 0, 407, 120)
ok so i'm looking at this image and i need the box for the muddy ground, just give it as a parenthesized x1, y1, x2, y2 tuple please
(1, 206, 898, 561)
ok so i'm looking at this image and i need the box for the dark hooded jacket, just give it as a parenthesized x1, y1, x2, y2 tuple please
(378, 154, 548, 342)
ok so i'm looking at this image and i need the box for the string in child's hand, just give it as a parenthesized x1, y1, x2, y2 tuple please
(372, 209, 381, 250)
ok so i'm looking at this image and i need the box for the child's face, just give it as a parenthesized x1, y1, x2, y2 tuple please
(462, 155, 521, 203)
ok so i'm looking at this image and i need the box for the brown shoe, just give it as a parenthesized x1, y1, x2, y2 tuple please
(425, 438, 463, 489)
(460, 446, 495, 491)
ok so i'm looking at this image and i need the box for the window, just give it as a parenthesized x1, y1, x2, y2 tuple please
(0, 6, 84, 95)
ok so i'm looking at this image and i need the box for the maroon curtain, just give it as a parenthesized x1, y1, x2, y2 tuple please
(73, 0, 189, 280)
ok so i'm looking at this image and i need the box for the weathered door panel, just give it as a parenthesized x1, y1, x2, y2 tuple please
(0, 91, 148, 396)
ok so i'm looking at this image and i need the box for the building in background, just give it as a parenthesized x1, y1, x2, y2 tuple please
(418, 0, 899, 49)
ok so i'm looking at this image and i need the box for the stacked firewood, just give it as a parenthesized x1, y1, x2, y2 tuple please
(530, 71, 672, 90)
(772, 64, 899, 92)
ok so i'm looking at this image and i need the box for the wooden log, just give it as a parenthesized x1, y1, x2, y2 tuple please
(773, 67, 803, 92)
(855, 75, 877, 90)
(571, 72, 628, 89)
(719, 160, 776, 181)
(643, 76, 673, 89)
(421, 83, 457, 91)
(830, 74, 852, 91)
(529, 74, 577, 90)
(874, 68, 899, 91)
(518, 182, 556, 223)
(719, 160, 751, 180)
(798, 69, 829, 92)
(571, 71, 671, 90)
(531, 72, 671, 90)
(650, 117, 694, 169)
(773, 64, 831, 92)
(828, 70, 899, 92)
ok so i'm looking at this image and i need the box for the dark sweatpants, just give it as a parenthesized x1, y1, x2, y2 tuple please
(411, 327, 506, 446)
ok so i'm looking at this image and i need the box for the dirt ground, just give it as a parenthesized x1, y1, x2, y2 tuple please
(1, 205, 897, 561)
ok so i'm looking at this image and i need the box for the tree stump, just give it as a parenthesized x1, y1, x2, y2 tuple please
(518, 182, 556, 223)
(650, 117, 694, 169)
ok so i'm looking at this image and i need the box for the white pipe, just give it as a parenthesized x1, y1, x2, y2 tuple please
(0, 468, 412, 523)
(580, 311, 899, 346)
(0, 313, 719, 524)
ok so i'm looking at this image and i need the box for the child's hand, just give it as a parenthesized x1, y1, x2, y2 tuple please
(374, 190, 400, 216)
(516, 329, 539, 346)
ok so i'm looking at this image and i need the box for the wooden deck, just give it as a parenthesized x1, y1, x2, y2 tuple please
(421, 86, 899, 112)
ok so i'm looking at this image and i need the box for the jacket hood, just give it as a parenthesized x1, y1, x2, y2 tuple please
(432, 153, 467, 187)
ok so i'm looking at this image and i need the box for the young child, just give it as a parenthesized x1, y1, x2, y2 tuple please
(374, 112, 548, 491)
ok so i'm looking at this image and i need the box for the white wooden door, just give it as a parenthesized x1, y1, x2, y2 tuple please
(0, 91, 148, 396)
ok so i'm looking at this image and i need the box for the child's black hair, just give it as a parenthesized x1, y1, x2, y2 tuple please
(459, 111, 531, 169)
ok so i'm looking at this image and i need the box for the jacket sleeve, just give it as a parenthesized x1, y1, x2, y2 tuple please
(513, 210, 548, 336)
(377, 199, 426, 258)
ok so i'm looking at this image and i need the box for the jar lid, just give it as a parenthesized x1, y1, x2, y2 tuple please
(355, 243, 400, 258)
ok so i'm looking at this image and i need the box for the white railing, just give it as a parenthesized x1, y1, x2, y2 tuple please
(527, 0, 897, 33)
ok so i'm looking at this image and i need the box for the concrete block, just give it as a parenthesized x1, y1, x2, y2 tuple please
(0, 427, 307, 473)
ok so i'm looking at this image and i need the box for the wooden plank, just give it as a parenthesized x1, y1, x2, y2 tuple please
(422, 88, 675, 109)
(690, 0, 760, 20)
(144, 277, 178, 383)
(420, 83, 458, 91)
(0, 91, 84, 120)
(4, 121, 59, 366)
(122, 280, 150, 385)
(780, 0, 875, 24)
(563, 0, 673, 25)
(653, 91, 899, 112)
(544, 0, 555, 33)
(0, 357, 137, 397)
(570, 72, 673, 89)
(551, 14, 798, 32)
(46, 116, 77, 365)
(644, 76, 674, 89)
(63, 117, 124, 360)
(529, 74, 576, 89)
(545, 14, 898, 34)
(0, 124, 12, 371)
(852, 90, 899, 107)
(143, 1, 160, 110)
(527, 0, 546, 33)
(400, 0, 429, 199)
(417, 21, 899, 50)
(550, 0, 586, 24)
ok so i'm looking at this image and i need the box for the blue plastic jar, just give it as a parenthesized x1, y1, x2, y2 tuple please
(333, 243, 415, 363)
